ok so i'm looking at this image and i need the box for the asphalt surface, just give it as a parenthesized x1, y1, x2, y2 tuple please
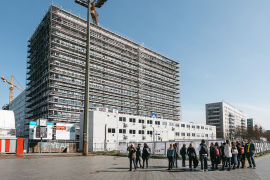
(0, 153, 268, 180)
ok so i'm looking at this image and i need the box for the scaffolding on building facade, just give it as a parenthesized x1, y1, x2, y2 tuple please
(26, 5, 181, 134)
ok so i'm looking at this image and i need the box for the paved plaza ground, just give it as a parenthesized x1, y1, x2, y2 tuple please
(0, 153, 269, 180)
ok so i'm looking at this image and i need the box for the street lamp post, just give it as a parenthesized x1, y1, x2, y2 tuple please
(75, 0, 108, 156)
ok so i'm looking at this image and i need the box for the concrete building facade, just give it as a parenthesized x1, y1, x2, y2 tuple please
(8, 91, 27, 137)
(26, 5, 180, 136)
(206, 101, 247, 139)
(80, 111, 216, 152)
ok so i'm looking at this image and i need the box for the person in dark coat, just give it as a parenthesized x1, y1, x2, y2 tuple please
(213, 142, 220, 170)
(136, 144, 142, 168)
(187, 142, 197, 171)
(127, 144, 137, 172)
(244, 139, 256, 169)
(236, 141, 242, 168)
(219, 142, 227, 171)
(180, 144, 187, 167)
(173, 143, 179, 168)
(142, 143, 150, 168)
(199, 139, 209, 171)
(209, 143, 215, 170)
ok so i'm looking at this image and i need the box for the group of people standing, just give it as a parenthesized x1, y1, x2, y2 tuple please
(167, 138, 256, 171)
(127, 139, 256, 172)
(214, 139, 256, 171)
(167, 142, 199, 170)
(127, 143, 150, 172)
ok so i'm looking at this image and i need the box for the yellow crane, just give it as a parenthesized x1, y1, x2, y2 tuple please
(1, 75, 24, 103)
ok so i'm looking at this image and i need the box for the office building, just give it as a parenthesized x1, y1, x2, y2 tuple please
(8, 91, 27, 137)
(247, 118, 262, 129)
(206, 101, 247, 139)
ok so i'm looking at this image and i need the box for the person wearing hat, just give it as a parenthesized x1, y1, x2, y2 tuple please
(136, 144, 142, 168)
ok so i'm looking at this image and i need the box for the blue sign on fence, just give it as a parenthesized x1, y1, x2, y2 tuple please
(151, 114, 157, 118)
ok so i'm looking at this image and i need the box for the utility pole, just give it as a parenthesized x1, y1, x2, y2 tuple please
(75, 0, 109, 156)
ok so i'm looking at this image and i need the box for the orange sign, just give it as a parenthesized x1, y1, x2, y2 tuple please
(56, 126, 66, 131)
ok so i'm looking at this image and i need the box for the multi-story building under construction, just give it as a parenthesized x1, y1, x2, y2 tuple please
(26, 5, 180, 132)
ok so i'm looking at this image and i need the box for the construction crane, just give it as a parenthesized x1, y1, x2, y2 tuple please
(75, 0, 108, 26)
(1, 75, 24, 103)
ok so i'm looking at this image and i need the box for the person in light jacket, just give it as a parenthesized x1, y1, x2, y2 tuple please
(231, 141, 238, 169)
(221, 140, 232, 171)
(127, 144, 137, 172)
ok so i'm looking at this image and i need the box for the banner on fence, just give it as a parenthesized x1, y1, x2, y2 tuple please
(29, 121, 53, 140)
(56, 123, 76, 140)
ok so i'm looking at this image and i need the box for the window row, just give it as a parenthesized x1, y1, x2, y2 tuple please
(175, 132, 211, 137)
(108, 129, 152, 135)
(118, 117, 213, 131)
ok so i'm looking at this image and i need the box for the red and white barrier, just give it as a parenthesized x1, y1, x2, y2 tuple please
(0, 138, 24, 154)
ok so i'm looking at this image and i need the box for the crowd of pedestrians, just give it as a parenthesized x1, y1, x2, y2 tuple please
(127, 139, 257, 172)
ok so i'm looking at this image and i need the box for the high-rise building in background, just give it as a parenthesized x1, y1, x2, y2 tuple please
(247, 118, 262, 129)
(8, 91, 26, 137)
(206, 101, 247, 139)
(26, 5, 180, 138)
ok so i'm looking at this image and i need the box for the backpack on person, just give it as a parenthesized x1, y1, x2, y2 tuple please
(214, 147, 220, 156)
(147, 148, 151, 155)
(143, 147, 150, 156)
(240, 147, 244, 154)
(200, 144, 207, 154)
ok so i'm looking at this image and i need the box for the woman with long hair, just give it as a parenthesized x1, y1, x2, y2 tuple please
(232, 141, 238, 169)
(187, 143, 197, 171)
(221, 140, 232, 171)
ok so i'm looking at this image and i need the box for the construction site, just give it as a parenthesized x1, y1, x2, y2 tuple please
(25, 4, 180, 137)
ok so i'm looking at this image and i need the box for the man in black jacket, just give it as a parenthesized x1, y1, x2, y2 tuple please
(180, 144, 187, 167)
(174, 143, 179, 168)
(209, 143, 215, 170)
(136, 144, 142, 168)
(244, 139, 256, 169)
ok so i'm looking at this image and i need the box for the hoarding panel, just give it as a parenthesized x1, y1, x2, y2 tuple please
(56, 123, 76, 140)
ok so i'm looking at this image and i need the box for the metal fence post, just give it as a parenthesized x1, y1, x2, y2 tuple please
(164, 142, 166, 155)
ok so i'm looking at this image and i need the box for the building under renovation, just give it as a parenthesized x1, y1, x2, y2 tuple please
(26, 4, 180, 135)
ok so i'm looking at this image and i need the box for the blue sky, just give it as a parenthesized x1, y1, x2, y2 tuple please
(0, 0, 269, 129)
